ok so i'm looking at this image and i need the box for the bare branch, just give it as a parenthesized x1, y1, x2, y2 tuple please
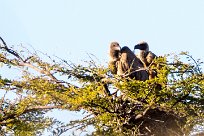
(25, 105, 61, 112)
(135, 106, 150, 120)
(185, 54, 202, 74)
(18, 62, 58, 81)
(0, 37, 7, 46)
(0, 90, 8, 112)
(0, 37, 24, 61)
(0, 37, 59, 82)
(103, 84, 111, 96)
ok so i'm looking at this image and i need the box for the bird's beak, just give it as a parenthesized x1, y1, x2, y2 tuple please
(115, 46, 121, 51)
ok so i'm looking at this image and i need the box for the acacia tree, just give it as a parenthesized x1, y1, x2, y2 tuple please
(0, 37, 204, 136)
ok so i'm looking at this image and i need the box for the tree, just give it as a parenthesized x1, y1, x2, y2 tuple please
(0, 37, 204, 136)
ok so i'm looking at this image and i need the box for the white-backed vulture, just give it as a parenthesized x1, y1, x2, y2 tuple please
(134, 41, 156, 68)
(117, 46, 148, 81)
(109, 42, 148, 81)
(108, 42, 121, 74)
(134, 41, 157, 79)
(116, 46, 141, 75)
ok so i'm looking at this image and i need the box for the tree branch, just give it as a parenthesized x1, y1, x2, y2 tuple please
(25, 105, 61, 112)
(18, 62, 58, 81)
(0, 37, 24, 61)
(0, 105, 61, 125)
(0, 37, 59, 82)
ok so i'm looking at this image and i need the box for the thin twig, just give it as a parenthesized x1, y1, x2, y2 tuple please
(0, 90, 8, 110)
(0, 37, 59, 82)
(185, 54, 202, 74)
(0, 37, 24, 61)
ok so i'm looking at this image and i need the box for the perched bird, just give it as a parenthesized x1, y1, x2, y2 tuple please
(109, 42, 121, 62)
(117, 46, 141, 75)
(108, 42, 121, 74)
(134, 41, 157, 79)
(109, 42, 148, 81)
(134, 41, 156, 68)
(117, 46, 148, 80)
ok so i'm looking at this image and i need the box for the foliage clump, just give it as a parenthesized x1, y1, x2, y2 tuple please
(0, 38, 204, 135)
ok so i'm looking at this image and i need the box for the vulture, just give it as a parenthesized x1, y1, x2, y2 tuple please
(108, 42, 121, 74)
(134, 41, 157, 79)
(109, 42, 148, 81)
(134, 41, 156, 68)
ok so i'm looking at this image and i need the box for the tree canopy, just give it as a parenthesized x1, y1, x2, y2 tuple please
(0, 37, 204, 136)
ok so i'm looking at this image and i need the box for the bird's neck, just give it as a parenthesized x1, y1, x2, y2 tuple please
(139, 50, 148, 55)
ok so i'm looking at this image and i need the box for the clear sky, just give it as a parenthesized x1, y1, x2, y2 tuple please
(1, 0, 204, 135)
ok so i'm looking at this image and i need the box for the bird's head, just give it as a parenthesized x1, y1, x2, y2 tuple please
(109, 42, 121, 61)
(134, 41, 149, 51)
(110, 42, 121, 51)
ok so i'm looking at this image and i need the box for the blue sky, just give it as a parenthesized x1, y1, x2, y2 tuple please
(1, 0, 204, 62)
(1, 0, 204, 135)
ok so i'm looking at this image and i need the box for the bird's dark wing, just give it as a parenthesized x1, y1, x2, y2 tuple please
(117, 46, 148, 80)
(108, 45, 148, 81)
(118, 46, 140, 74)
